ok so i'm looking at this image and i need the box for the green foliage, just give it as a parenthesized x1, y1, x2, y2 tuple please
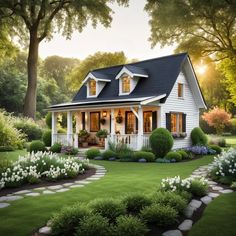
(78, 130, 89, 138)
(189, 179, 208, 197)
(231, 182, 236, 190)
(175, 191, 192, 202)
(102, 150, 117, 160)
(208, 145, 222, 154)
(61, 146, 79, 155)
(42, 130, 52, 146)
(50, 143, 62, 153)
(132, 151, 156, 162)
(122, 193, 152, 215)
(140, 204, 178, 227)
(85, 148, 101, 159)
(96, 129, 108, 138)
(152, 191, 187, 214)
(51, 204, 91, 236)
(89, 198, 126, 223)
(0, 111, 25, 150)
(177, 150, 189, 160)
(108, 142, 134, 160)
(231, 118, 236, 135)
(150, 128, 173, 158)
(29, 140, 46, 152)
(75, 214, 112, 236)
(209, 137, 226, 147)
(191, 127, 208, 146)
(0, 159, 12, 174)
(114, 215, 149, 236)
(218, 176, 235, 185)
(0, 146, 14, 152)
(141, 146, 153, 152)
(165, 151, 182, 162)
(45, 113, 52, 129)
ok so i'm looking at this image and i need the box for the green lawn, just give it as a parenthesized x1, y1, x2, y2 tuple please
(0, 152, 214, 236)
(0, 149, 27, 162)
(208, 135, 236, 147)
(189, 192, 236, 236)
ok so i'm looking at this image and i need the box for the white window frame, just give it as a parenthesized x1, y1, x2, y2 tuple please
(87, 79, 97, 98)
(171, 113, 183, 133)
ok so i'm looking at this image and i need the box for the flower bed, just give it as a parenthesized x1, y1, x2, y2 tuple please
(0, 152, 89, 189)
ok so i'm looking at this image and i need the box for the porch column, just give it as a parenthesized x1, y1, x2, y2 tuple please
(51, 111, 57, 145)
(158, 107, 162, 128)
(110, 109, 115, 135)
(67, 111, 73, 146)
(74, 112, 80, 148)
(137, 106, 143, 150)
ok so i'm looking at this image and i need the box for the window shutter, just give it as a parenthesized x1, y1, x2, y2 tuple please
(182, 114, 186, 132)
(125, 111, 128, 134)
(166, 113, 171, 131)
(152, 111, 157, 131)
(81, 112, 85, 130)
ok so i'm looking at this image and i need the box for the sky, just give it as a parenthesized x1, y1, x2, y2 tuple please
(39, 0, 175, 61)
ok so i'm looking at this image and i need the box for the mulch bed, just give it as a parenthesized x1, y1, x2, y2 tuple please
(0, 167, 96, 197)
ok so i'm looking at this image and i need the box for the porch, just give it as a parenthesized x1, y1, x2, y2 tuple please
(51, 105, 161, 151)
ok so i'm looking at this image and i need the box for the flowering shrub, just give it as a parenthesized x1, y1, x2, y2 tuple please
(160, 176, 208, 196)
(209, 148, 236, 184)
(0, 152, 89, 189)
(61, 146, 79, 155)
(185, 145, 216, 155)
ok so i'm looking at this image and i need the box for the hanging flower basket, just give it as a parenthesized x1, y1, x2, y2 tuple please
(116, 110, 123, 124)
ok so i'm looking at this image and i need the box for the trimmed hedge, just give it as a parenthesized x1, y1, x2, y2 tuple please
(42, 130, 51, 146)
(177, 150, 189, 160)
(29, 140, 46, 152)
(86, 148, 101, 159)
(102, 150, 117, 160)
(132, 151, 156, 162)
(165, 151, 182, 162)
(191, 127, 207, 146)
(150, 128, 173, 158)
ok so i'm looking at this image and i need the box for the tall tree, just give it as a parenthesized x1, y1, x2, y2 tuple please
(66, 51, 128, 90)
(0, 0, 128, 119)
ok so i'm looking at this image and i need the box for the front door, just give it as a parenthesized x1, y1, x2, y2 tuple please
(125, 111, 136, 134)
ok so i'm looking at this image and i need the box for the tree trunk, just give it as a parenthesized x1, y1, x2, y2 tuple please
(23, 29, 39, 119)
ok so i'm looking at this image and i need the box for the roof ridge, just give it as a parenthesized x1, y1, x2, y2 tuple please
(92, 52, 188, 73)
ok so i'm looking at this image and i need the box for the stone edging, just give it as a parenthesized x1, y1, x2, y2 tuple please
(162, 163, 234, 236)
(0, 164, 106, 211)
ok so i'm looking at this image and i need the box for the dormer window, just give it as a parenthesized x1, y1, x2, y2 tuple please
(122, 76, 131, 94)
(89, 79, 96, 96)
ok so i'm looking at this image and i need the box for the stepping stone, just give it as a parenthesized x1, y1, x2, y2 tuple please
(208, 192, 220, 198)
(39, 226, 51, 235)
(70, 185, 84, 188)
(47, 185, 63, 190)
(86, 177, 100, 181)
(219, 189, 234, 194)
(207, 181, 217, 185)
(178, 219, 193, 231)
(56, 188, 70, 193)
(25, 192, 40, 197)
(212, 186, 223, 191)
(189, 199, 202, 210)
(33, 187, 46, 191)
(184, 205, 195, 218)
(75, 180, 91, 184)
(63, 183, 74, 187)
(0, 196, 23, 202)
(42, 190, 55, 195)
(201, 196, 212, 205)
(162, 230, 183, 236)
(0, 203, 10, 208)
(14, 190, 31, 195)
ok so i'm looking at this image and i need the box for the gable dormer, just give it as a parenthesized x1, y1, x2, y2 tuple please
(82, 71, 111, 98)
(115, 65, 148, 96)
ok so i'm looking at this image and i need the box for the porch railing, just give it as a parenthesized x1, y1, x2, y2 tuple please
(142, 134, 151, 149)
(53, 133, 74, 146)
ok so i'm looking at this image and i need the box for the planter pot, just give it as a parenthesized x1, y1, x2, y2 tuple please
(82, 142, 88, 148)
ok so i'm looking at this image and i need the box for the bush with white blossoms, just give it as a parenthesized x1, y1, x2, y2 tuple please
(160, 176, 208, 197)
(0, 152, 89, 189)
(209, 148, 236, 182)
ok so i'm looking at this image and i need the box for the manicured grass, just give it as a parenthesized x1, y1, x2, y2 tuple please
(208, 135, 236, 147)
(0, 149, 27, 162)
(0, 152, 214, 236)
(189, 192, 236, 236)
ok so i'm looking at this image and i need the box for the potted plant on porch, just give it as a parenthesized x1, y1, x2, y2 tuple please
(78, 130, 90, 148)
(96, 129, 108, 147)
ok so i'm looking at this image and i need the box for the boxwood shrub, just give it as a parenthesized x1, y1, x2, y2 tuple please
(132, 151, 156, 162)
(191, 127, 207, 145)
(29, 140, 46, 152)
(189, 179, 208, 197)
(165, 151, 182, 162)
(177, 150, 189, 160)
(86, 148, 101, 159)
(149, 128, 173, 158)
(102, 150, 117, 160)
(42, 130, 51, 146)
(50, 143, 62, 153)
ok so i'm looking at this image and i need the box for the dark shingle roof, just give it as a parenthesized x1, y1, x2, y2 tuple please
(124, 65, 148, 77)
(91, 71, 111, 81)
(72, 52, 188, 103)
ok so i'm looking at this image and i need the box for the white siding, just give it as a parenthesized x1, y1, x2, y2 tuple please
(161, 71, 199, 149)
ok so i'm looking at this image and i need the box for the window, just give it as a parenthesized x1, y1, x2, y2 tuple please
(89, 79, 96, 96)
(178, 83, 184, 98)
(143, 111, 152, 132)
(126, 111, 135, 134)
(90, 112, 100, 132)
(122, 76, 131, 94)
(171, 113, 183, 133)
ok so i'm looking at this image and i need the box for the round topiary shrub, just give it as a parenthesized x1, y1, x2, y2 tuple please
(50, 204, 91, 236)
(122, 193, 152, 215)
(114, 215, 149, 236)
(29, 140, 46, 152)
(208, 145, 222, 154)
(50, 143, 62, 153)
(177, 150, 189, 160)
(42, 130, 51, 146)
(191, 127, 207, 146)
(165, 151, 182, 162)
(132, 151, 156, 162)
(89, 198, 126, 223)
(75, 214, 111, 236)
(86, 148, 101, 159)
(140, 204, 178, 227)
(102, 150, 117, 160)
(149, 128, 173, 158)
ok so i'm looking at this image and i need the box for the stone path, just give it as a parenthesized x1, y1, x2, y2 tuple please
(162, 164, 234, 236)
(0, 164, 106, 210)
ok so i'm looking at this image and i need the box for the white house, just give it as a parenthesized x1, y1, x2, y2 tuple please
(48, 53, 206, 150)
